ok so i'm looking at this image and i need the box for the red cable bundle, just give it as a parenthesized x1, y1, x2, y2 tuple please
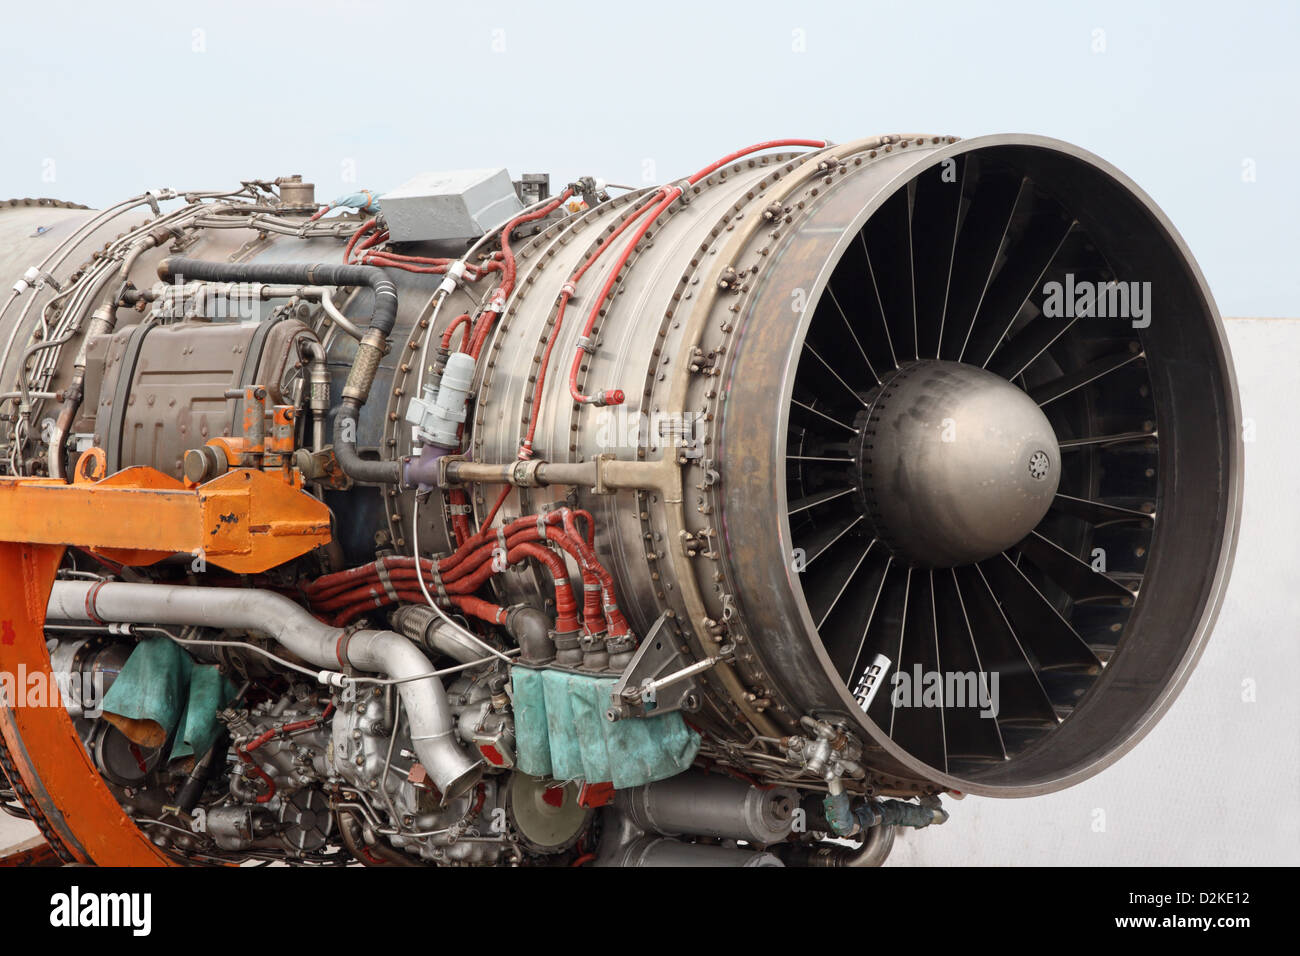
(306, 509, 611, 631)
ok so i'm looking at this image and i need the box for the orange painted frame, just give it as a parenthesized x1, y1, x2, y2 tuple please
(0, 542, 174, 865)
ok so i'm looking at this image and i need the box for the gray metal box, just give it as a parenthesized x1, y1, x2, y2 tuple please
(381, 168, 524, 243)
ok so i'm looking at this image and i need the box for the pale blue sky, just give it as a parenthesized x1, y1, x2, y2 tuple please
(2, 0, 1295, 315)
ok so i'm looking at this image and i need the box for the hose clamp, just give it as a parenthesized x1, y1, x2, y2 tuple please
(426, 562, 450, 606)
(375, 557, 400, 604)
(334, 628, 359, 677)
(509, 458, 543, 487)
(84, 580, 108, 626)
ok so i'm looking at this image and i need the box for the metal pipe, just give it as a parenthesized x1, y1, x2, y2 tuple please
(442, 456, 671, 492)
(617, 772, 798, 844)
(156, 256, 397, 346)
(318, 289, 364, 340)
(300, 337, 330, 452)
(45, 581, 482, 799)
(48, 298, 120, 480)
(390, 603, 495, 666)
(775, 826, 896, 867)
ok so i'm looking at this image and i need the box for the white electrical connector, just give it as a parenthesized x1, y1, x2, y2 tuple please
(12, 266, 43, 295)
(404, 350, 475, 449)
(437, 259, 467, 295)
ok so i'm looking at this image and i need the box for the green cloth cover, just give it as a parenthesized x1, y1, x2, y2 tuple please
(100, 636, 236, 761)
(512, 666, 700, 789)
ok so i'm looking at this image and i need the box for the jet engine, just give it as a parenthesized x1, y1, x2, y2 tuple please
(0, 134, 1241, 866)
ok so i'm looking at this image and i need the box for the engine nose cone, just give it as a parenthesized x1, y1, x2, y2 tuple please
(855, 360, 1060, 568)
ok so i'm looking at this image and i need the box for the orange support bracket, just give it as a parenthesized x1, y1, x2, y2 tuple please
(0, 449, 332, 573)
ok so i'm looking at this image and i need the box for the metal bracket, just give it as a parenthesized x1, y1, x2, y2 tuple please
(591, 453, 618, 495)
(606, 612, 721, 721)
(437, 453, 468, 488)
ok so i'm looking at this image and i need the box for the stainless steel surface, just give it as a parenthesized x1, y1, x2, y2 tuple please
(854, 359, 1062, 568)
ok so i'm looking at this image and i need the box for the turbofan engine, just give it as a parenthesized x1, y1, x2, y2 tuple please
(0, 134, 1240, 866)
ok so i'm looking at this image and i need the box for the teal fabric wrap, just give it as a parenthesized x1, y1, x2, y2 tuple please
(511, 666, 700, 789)
(100, 637, 236, 761)
(173, 663, 237, 760)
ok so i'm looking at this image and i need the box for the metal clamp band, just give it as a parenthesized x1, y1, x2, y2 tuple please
(375, 557, 400, 603)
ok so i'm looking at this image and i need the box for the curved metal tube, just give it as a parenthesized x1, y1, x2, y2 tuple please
(45, 581, 482, 798)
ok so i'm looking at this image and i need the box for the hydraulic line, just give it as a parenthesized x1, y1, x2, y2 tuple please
(309, 507, 598, 593)
(520, 189, 661, 456)
(312, 524, 602, 631)
(440, 313, 472, 351)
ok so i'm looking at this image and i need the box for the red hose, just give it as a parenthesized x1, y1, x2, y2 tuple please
(566, 139, 829, 405)
(685, 138, 828, 185)
(440, 313, 472, 352)
(317, 537, 580, 632)
(448, 488, 472, 546)
(562, 508, 628, 637)
(235, 701, 337, 804)
(450, 595, 508, 625)
(343, 218, 380, 263)
(520, 192, 661, 455)
(466, 188, 576, 359)
(306, 511, 563, 597)
(567, 187, 678, 404)
(236, 754, 276, 804)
